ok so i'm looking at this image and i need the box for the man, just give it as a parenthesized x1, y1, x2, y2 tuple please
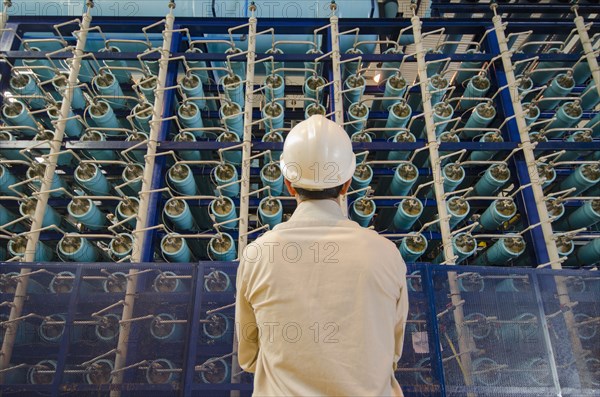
(235, 115, 409, 396)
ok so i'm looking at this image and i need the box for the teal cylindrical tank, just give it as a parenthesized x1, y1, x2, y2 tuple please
(203, 313, 232, 342)
(380, 47, 403, 82)
(33, 130, 73, 166)
(93, 72, 127, 110)
(479, 199, 517, 231)
(545, 102, 583, 139)
(88, 100, 123, 135)
(139, 76, 157, 104)
(178, 102, 204, 138)
(537, 162, 556, 189)
(150, 313, 184, 342)
(0, 131, 28, 160)
(496, 276, 530, 293)
(565, 238, 600, 267)
(431, 101, 454, 137)
(259, 197, 283, 229)
(351, 164, 373, 197)
(303, 75, 327, 107)
(393, 198, 423, 231)
(27, 163, 68, 198)
(262, 131, 284, 162)
(161, 235, 193, 263)
(343, 74, 366, 110)
(132, 102, 153, 132)
(407, 270, 423, 292)
(560, 130, 592, 162)
(454, 49, 481, 87)
(464, 312, 494, 340)
(441, 163, 465, 194)
(557, 163, 600, 196)
(173, 131, 201, 162)
(146, 359, 178, 384)
(546, 197, 565, 223)
(99, 45, 131, 83)
(447, 197, 471, 230)
(220, 102, 244, 138)
(168, 164, 198, 196)
(350, 198, 376, 228)
(305, 103, 327, 119)
(84, 359, 114, 385)
(586, 112, 600, 138)
(346, 102, 369, 135)
(473, 237, 526, 266)
(519, 358, 553, 387)
(209, 233, 237, 261)
(50, 270, 94, 294)
(0, 164, 22, 196)
(342, 47, 363, 79)
(261, 163, 284, 197)
(19, 199, 61, 229)
(217, 131, 242, 164)
(574, 313, 598, 341)
(388, 130, 416, 162)
(522, 102, 541, 126)
(180, 73, 206, 110)
(8, 236, 53, 262)
(3, 100, 38, 130)
(557, 236, 575, 259)
(390, 162, 418, 196)
(204, 270, 233, 292)
(116, 197, 139, 228)
(500, 312, 539, 346)
(530, 47, 563, 85)
(470, 131, 503, 162)
(463, 103, 496, 139)
(414, 357, 434, 386)
(27, 360, 62, 385)
(461, 75, 491, 110)
(384, 101, 412, 139)
(121, 164, 144, 195)
(262, 102, 284, 133)
(125, 134, 149, 160)
(153, 271, 187, 293)
(94, 315, 120, 344)
(75, 163, 111, 195)
(22, 47, 55, 81)
(437, 233, 477, 264)
(425, 48, 443, 76)
(109, 233, 134, 261)
(164, 198, 197, 231)
(210, 196, 238, 230)
(472, 357, 502, 386)
(428, 74, 449, 105)
(457, 274, 485, 292)
(50, 74, 85, 110)
(221, 73, 244, 108)
(304, 48, 324, 80)
(381, 74, 407, 111)
(58, 236, 99, 262)
(80, 130, 117, 161)
(264, 47, 284, 78)
(399, 233, 428, 262)
(214, 163, 240, 198)
(186, 47, 210, 84)
(580, 80, 600, 111)
(517, 75, 534, 99)
(38, 314, 73, 344)
(200, 358, 231, 384)
(556, 200, 600, 231)
(0, 204, 25, 233)
(473, 164, 511, 196)
(264, 73, 285, 107)
(538, 73, 575, 111)
(9, 73, 46, 109)
(225, 47, 246, 78)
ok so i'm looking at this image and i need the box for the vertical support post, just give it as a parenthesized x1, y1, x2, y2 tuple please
(573, 6, 600, 98)
(110, 5, 176, 396)
(233, 3, 257, 394)
(489, 3, 588, 386)
(410, 4, 475, 390)
(0, 1, 94, 379)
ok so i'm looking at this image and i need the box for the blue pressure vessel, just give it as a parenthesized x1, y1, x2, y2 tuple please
(161, 235, 193, 263)
(26, 163, 68, 198)
(303, 75, 327, 108)
(99, 45, 131, 83)
(436, 233, 477, 264)
(399, 233, 428, 263)
(393, 198, 423, 231)
(22, 47, 55, 81)
(50, 74, 85, 110)
(178, 102, 204, 138)
(470, 131, 503, 162)
(555, 200, 600, 231)
(454, 49, 482, 87)
(464, 312, 495, 341)
(500, 313, 539, 346)
(203, 313, 232, 342)
(75, 163, 111, 195)
(538, 73, 575, 111)
(200, 358, 231, 384)
(116, 197, 139, 228)
(209, 233, 237, 261)
(145, 359, 179, 384)
(342, 48, 363, 80)
(351, 164, 373, 197)
(304, 103, 327, 119)
(390, 162, 418, 196)
(431, 102, 454, 137)
(262, 131, 284, 162)
(9, 73, 46, 109)
(381, 74, 407, 111)
(262, 102, 284, 133)
(343, 74, 366, 110)
(19, 199, 61, 228)
(479, 199, 517, 231)
(0, 164, 22, 196)
(121, 164, 144, 196)
(132, 102, 153, 132)
(58, 236, 99, 262)
(457, 273, 485, 292)
(473, 164, 511, 196)
(557, 164, 600, 196)
(220, 102, 244, 138)
(447, 197, 471, 230)
(109, 233, 134, 261)
(545, 102, 583, 139)
(261, 163, 284, 197)
(152, 271, 187, 293)
(180, 73, 206, 110)
(495, 276, 530, 293)
(8, 236, 53, 262)
(139, 76, 157, 104)
(463, 103, 496, 139)
(2, 100, 38, 131)
(173, 131, 201, 162)
(556, 236, 575, 258)
(428, 74, 450, 106)
(80, 130, 117, 161)
(304, 48, 324, 80)
(93, 72, 127, 110)
(461, 75, 491, 110)
(472, 358, 502, 386)
(265, 74, 285, 107)
(581, 80, 600, 111)
(259, 197, 283, 229)
(346, 102, 369, 135)
(565, 238, 600, 267)
(560, 131, 592, 162)
(217, 131, 242, 164)
(221, 74, 245, 108)
(474, 237, 526, 266)
(0, 204, 25, 233)
(380, 47, 403, 82)
(350, 198, 376, 228)
(414, 357, 434, 386)
(388, 131, 416, 162)
(210, 196, 238, 230)
(215, 163, 240, 197)
(50, 271, 94, 295)
(85, 359, 114, 385)
(537, 162, 556, 189)
(586, 112, 600, 138)
(522, 102, 540, 126)
(164, 198, 197, 231)
(441, 163, 465, 194)
(384, 101, 412, 139)
(88, 100, 124, 136)
(94, 315, 120, 343)
(168, 164, 198, 196)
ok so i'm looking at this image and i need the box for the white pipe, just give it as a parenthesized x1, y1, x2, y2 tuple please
(0, 1, 93, 379)
(573, 7, 600, 104)
(109, 4, 175, 396)
(410, 4, 476, 390)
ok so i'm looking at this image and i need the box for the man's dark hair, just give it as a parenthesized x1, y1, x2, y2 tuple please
(294, 185, 344, 200)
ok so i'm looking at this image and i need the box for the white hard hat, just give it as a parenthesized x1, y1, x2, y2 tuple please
(280, 115, 356, 190)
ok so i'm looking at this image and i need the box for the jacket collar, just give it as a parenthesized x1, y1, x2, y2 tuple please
(272, 199, 359, 230)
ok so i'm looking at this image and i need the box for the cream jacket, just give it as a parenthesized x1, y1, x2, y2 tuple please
(235, 199, 409, 396)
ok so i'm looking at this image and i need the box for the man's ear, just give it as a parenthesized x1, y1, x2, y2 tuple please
(339, 179, 352, 196)
(284, 179, 297, 196)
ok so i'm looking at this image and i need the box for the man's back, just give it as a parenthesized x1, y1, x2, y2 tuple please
(236, 200, 409, 397)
